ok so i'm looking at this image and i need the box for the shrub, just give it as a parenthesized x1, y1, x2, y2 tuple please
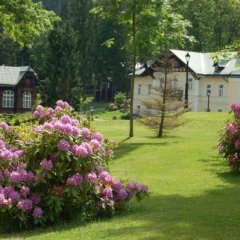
(114, 92, 127, 108)
(107, 103, 118, 111)
(0, 100, 148, 230)
(218, 103, 240, 172)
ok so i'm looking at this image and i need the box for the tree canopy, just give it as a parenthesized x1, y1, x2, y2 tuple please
(0, 0, 59, 47)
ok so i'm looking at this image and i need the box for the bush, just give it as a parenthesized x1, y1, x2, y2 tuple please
(0, 100, 148, 231)
(107, 103, 118, 111)
(114, 92, 127, 108)
(218, 103, 240, 172)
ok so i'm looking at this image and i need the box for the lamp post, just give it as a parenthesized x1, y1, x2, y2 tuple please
(184, 52, 190, 109)
(207, 89, 211, 112)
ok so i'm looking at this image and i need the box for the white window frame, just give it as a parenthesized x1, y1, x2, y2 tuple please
(148, 84, 152, 95)
(137, 84, 141, 95)
(206, 84, 211, 96)
(218, 84, 224, 97)
(23, 92, 32, 109)
(159, 78, 164, 88)
(2, 90, 14, 108)
(173, 78, 178, 89)
(188, 78, 193, 90)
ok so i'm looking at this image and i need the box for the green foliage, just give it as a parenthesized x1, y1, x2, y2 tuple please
(0, 0, 60, 47)
(114, 92, 127, 108)
(107, 103, 118, 111)
(0, 101, 148, 231)
(36, 21, 81, 108)
(92, 0, 194, 59)
(218, 103, 240, 172)
(173, 0, 240, 51)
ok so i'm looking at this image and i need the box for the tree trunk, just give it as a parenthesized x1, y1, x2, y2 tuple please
(158, 67, 168, 137)
(129, 0, 136, 138)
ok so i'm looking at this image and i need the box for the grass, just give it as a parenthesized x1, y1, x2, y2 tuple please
(2, 111, 240, 240)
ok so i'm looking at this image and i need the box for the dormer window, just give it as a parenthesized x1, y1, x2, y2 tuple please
(213, 59, 229, 72)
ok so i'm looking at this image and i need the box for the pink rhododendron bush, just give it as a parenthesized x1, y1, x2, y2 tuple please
(0, 100, 148, 230)
(218, 103, 240, 172)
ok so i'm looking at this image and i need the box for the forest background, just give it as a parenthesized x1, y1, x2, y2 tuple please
(1, 0, 240, 109)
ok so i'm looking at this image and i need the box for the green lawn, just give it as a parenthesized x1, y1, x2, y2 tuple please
(2, 112, 240, 240)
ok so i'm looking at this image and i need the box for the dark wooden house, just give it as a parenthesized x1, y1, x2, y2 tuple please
(0, 66, 38, 113)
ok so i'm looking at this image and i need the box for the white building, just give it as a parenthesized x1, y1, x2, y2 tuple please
(133, 49, 240, 113)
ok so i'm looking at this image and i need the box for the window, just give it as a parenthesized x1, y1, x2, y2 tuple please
(23, 92, 32, 108)
(148, 84, 152, 95)
(218, 84, 224, 97)
(206, 84, 211, 96)
(137, 105, 141, 117)
(188, 78, 193, 90)
(2, 90, 14, 108)
(25, 78, 31, 85)
(138, 84, 141, 95)
(173, 78, 178, 88)
(159, 78, 164, 88)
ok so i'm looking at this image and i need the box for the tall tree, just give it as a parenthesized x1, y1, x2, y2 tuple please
(141, 52, 185, 137)
(173, 0, 240, 51)
(38, 22, 81, 108)
(0, 0, 59, 47)
(92, 0, 193, 137)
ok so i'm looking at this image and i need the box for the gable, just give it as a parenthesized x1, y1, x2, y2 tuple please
(0, 66, 37, 87)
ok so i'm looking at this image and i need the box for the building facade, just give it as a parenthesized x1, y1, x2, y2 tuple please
(0, 66, 38, 114)
(133, 49, 240, 113)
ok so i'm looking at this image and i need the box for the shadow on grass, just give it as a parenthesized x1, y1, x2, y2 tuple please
(200, 154, 240, 185)
(3, 186, 240, 240)
(114, 135, 182, 160)
(114, 142, 170, 160)
(98, 186, 240, 240)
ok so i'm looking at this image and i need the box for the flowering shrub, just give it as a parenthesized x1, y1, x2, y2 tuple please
(0, 100, 148, 230)
(218, 103, 240, 172)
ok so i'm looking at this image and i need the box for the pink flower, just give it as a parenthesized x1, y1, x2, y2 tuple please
(67, 173, 83, 187)
(60, 115, 72, 124)
(52, 185, 64, 196)
(81, 142, 93, 155)
(17, 199, 32, 212)
(40, 159, 53, 170)
(0, 140, 6, 149)
(9, 191, 19, 202)
(54, 106, 63, 113)
(9, 170, 35, 183)
(117, 189, 128, 200)
(35, 105, 44, 112)
(2, 186, 14, 196)
(235, 139, 240, 148)
(72, 127, 80, 137)
(86, 172, 97, 183)
(81, 128, 90, 136)
(20, 186, 30, 197)
(58, 139, 70, 151)
(228, 154, 238, 164)
(30, 194, 41, 204)
(0, 122, 9, 131)
(92, 132, 103, 142)
(99, 171, 112, 183)
(90, 139, 101, 150)
(56, 100, 71, 109)
(32, 207, 43, 218)
(43, 122, 54, 130)
(111, 179, 123, 191)
(0, 150, 13, 160)
(102, 187, 113, 198)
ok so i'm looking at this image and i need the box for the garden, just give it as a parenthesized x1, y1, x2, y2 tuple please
(0, 102, 240, 239)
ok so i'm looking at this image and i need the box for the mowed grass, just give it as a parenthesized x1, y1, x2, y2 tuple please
(2, 112, 240, 240)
